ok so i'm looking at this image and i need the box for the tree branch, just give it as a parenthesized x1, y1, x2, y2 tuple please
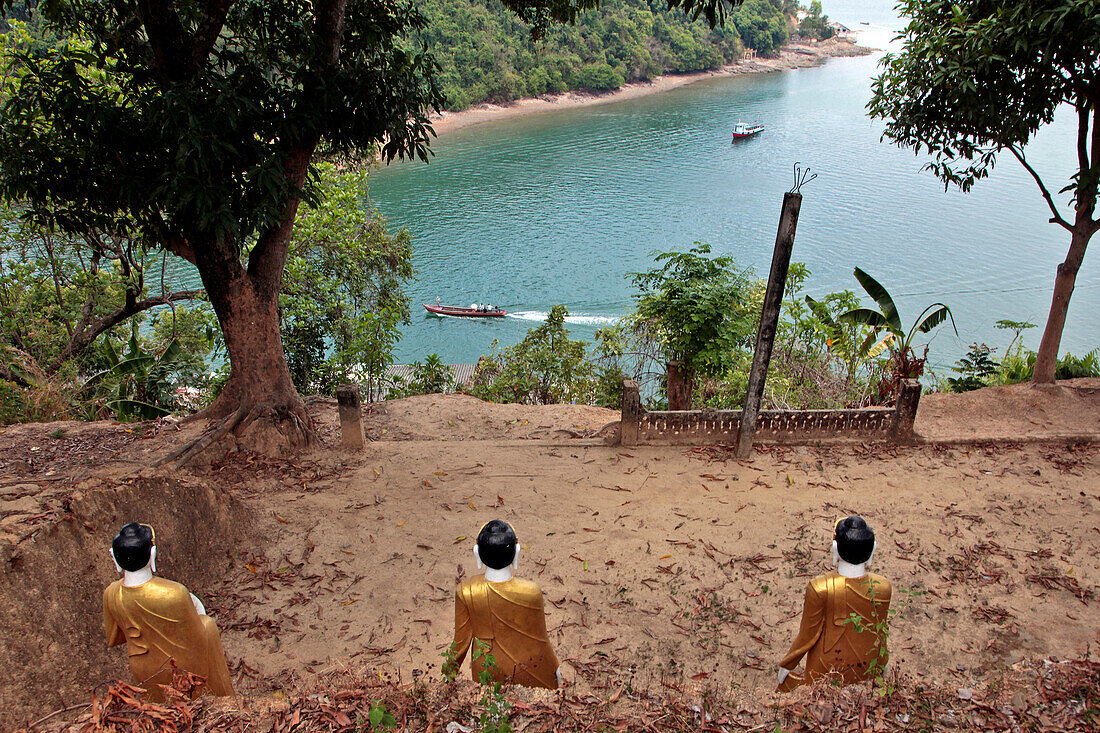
(246, 148, 314, 295)
(246, 0, 348, 294)
(148, 210, 198, 265)
(1078, 102, 1091, 188)
(1007, 145, 1073, 232)
(314, 0, 349, 64)
(137, 0, 191, 83)
(48, 289, 204, 372)
(190, 0, 232, 70)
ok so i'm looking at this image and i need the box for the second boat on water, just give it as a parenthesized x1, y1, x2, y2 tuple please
(732, 121, 765, 140)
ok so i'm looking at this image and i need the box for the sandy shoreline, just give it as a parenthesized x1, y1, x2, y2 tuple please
(429, 37, 873, 137)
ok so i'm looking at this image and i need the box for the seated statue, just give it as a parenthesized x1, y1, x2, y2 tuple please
(444, 520, 561, 688)
(777, 515, 891, 691)
(103, 523, 234, 701)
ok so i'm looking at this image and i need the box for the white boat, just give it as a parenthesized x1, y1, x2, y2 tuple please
(732, 121, 765, 140)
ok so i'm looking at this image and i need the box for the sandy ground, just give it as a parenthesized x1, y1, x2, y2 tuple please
(188, 383, 1100, 704)
(205, 438, 1099, 703)
(1, 381, 1098, 725)
(915, 381, 1100, 441)
(426, 38, 871, 138)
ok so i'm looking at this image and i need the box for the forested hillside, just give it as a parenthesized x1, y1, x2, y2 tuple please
(3, 0, 811, 112)
(422, 0, 799, 109)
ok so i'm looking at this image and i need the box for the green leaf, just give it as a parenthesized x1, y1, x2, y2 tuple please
(106, 399, 171, 419)
(84, 355, 155, 387)
(851, 268, 902, 334)
(158, 338, 182, 366)
(837, 308, 889, 329)
(905, 303, 958, 350)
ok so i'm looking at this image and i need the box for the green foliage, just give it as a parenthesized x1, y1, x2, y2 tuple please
(82, 323, 206, 420)
(364, 701, 398, 731)
(838, 267, 956, 381)
(628, 244, 755, 383)
(471, 639, 513, 733)
(946, 343, 999, 393)
(421, 0, 770, 111)
(696, 264, 885, 410)
(606, 254, 886, 411)
(991, 347, 1100, 385)
(440, 642, 461, 682)
(0, 195, 218, 421)
(388, 354, 458, 398)
(1055, 349, 1100, 380)
(869, 0, 1099, 199)
(0, 380, 27, 424)
(280, 163, 414, 397)
(756, 266, 885, 409)
(996, 343, 1037, 386)
(577, 62, 624, 90)
(590, 252, 890, 410)
(797, 1, 833, 41)
(732, 0, 788, 55)
(0, 0, 443, 245)
(869, 0, 1099, 385)
(936, 321, 1097, 390)
(470, 305, 600, 404)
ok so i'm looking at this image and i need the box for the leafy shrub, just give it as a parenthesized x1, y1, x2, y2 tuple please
(946, 343, 1000, 392)
(388, 354, 458, 398)
(1055, 349, 1100, 379)
(469, 306, 600, 405)
(798, 1, 835, 41)
(733, 0, 789, 55)
(281, 163, 413, 398)
(577, 62, 623, 91)
(0, 380, 27, 424)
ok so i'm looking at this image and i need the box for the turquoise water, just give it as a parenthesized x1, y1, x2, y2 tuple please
(367, 2, 1097, 372)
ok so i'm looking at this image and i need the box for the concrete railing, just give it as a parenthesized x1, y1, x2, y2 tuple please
(620, 378, 921, 446)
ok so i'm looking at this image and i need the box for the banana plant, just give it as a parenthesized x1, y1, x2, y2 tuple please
(805, 294, 893, 380)
(83, 323, 183, 420)
(837, 268, 957, 377)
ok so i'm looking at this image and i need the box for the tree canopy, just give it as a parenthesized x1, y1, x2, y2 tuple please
(869, 0, 1099, 383)
(0, 0, 746, 448)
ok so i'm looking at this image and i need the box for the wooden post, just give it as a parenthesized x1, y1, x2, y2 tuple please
(621, 379, 642, 446)
(891, 378, 922, 443)
(735, 191, 802, 458)
(337, 384, 366, 450)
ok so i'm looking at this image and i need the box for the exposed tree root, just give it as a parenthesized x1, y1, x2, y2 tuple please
(154, 401, 318, 469)
(153, 405, 249, 469)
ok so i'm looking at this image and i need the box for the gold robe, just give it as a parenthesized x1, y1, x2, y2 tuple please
(778, 571, 891, 690)
(103, 578, 234, 701)
(447, 575, 559, 689)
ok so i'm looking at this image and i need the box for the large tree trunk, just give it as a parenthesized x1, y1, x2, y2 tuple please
(195, 245, 314, 453)
(1033, 226, 1093, 384)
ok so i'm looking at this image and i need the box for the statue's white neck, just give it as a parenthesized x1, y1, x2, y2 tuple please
(837, 560, 867, 578)
(484, 566, 513, 583)
(122, 567, 154, 587)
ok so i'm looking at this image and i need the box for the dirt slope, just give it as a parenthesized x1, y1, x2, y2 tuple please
(1, 381, 1098, 727)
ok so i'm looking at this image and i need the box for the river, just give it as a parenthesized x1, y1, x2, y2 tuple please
(366, 0, 1098, 374)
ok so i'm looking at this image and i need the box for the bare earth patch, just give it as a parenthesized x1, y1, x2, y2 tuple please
(0, 381, 1098, 729)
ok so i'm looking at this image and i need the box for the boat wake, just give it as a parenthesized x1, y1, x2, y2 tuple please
(507, 311, 621, 327)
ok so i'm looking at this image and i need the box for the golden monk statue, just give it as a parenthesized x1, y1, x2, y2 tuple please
(777, 515, 891, 691)
(103, 523, 234, 701)
(444, 520, 561, 689)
